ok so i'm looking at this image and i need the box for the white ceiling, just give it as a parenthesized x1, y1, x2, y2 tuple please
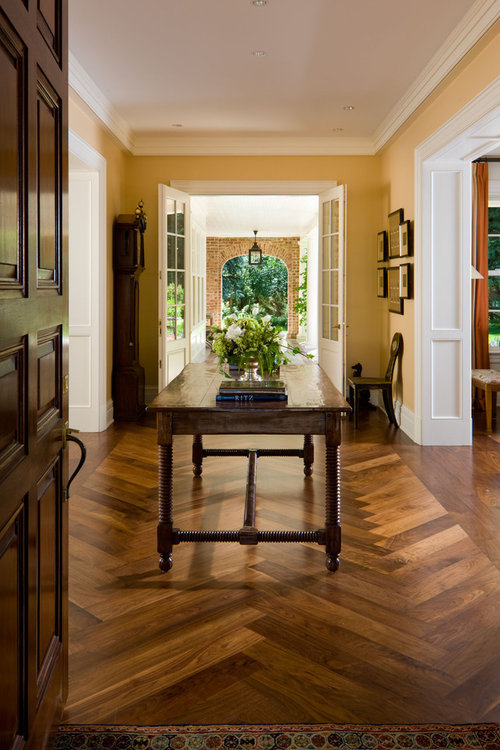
(68, 0, 485, 149)
(192, 194, 319, 237)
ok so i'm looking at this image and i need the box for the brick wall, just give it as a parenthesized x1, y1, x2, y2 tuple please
(206, 237, 300, 335)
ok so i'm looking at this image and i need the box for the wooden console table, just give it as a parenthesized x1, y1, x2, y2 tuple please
(148, 362, 350, 572)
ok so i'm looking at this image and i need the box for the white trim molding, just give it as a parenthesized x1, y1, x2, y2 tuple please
(170, 180, 337, 195)
(69, 131, 109, 433)
(131, 135, 374, 157)
(414, 82, 500, 445)
(69, 53, 133, 152)
(374, 0, 500, 151)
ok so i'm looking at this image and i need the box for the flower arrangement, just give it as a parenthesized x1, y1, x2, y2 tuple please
(209, 305, 312, 376)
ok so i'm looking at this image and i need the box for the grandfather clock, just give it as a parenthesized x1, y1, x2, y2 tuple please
(112, 201, 147, 420)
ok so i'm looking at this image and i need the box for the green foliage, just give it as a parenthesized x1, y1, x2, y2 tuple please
(293, 252, 308, 329)
(222, 255, 288, 328)
(209, 309, 312, 376)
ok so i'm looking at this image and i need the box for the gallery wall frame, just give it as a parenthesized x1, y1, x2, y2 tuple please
(388, 209, 404, 257)
(399, 220, 412, 257)
(377, 267, 387, 297)
(399, 262, 412, 298)
(377, 230, 387, 262)
(388, 266, 404, 314)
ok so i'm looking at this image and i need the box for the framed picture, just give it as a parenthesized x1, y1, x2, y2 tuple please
(399, 220, 411, 257)
(377, 267, 387, 297)
(399, 263, 411, 298)
(388, 266, 404, 314)
(377, 230, 387, 262)
(388, 208, 404, 258)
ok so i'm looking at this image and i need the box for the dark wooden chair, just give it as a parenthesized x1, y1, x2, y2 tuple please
(348, 332, 402, 429)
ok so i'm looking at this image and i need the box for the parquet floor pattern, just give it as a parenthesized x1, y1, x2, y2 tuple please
(63, 410, 500, 725)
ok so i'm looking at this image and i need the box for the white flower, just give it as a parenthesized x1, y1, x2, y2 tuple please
(262, 314, 271, 323)
(225, 324, 243, 341)
(252, 305, 259, 316)
(278, 330, 287, 340)
(225, 314, 237, 322)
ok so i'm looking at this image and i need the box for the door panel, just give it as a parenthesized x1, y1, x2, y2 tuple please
(0, 13, 26, 294)
(318, 185, 346, 392)
(0, 505, 25, 750)
(0, 0, 68, 748)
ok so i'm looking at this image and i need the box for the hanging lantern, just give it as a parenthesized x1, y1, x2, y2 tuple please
(248, 230, 263, 265)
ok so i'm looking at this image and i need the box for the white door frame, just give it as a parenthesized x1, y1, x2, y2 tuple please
(415, 77, 500, 445)
(68, 131, 109, 431)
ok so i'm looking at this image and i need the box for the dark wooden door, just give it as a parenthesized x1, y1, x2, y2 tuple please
(0, 0, 68, 748)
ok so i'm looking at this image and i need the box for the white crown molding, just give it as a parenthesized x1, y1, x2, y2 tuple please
(373, 0, 500, 152)
(415, 75, 500, 161)
(130, 134, 375, 156)
(170, 180, 337, 195)
(69, 52, 133, 152)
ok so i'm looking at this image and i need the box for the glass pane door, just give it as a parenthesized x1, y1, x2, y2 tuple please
(165, 198, 186, 341)
(321, 198, 340, 342)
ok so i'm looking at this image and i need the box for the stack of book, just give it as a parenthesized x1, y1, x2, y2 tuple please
(216, 379, 288, 402)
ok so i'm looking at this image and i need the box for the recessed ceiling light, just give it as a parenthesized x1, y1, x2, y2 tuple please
(332, 128, 344, 132)
(343, 105, 355, 111)
(252, 50, 267, 56)
(252, 0, 268, 5)
(171, 123, 183, 128)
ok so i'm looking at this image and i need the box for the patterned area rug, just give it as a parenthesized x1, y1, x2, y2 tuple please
(52, 724, 500, 749)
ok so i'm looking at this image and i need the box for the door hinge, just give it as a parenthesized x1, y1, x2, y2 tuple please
(159, 319, 162, 337)
(159, 270, 162, 280)
(62, 373, 69, 394)
(159, 359, 162, 369)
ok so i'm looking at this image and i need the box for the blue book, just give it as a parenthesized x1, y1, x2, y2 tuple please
(216, 393, 288, 402)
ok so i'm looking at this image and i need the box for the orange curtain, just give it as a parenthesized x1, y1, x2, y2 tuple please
(472, 162, 489, 375)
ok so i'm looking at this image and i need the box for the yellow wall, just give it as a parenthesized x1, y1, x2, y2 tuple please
(69, 91, 129, 400)
(124, 155, 383, 392)
(379, 19, 500, 412)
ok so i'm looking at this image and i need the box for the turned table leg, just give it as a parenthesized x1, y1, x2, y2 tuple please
(157, 414, 174, 571)
(303, 434, 314, 476)
(324, 415, 341, 571)
(193, 434, 203, 476)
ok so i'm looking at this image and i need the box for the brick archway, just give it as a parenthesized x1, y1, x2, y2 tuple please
(206, 237, 300, 335)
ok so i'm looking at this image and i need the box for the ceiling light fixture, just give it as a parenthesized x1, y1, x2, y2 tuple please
(332, 127, 344, 132)
(252, 50, 266, 56)
(343, 105, 355, 111)
(252, 0, 268, 5)
(171, 123, 183, 128)
(248, 230, 263, 266)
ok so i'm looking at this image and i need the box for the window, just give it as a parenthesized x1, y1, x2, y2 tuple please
(489, 203, 500, 349)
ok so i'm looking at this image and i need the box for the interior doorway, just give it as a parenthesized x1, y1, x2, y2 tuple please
(68, 132, 109, 432)
(415, 79, 500, 445)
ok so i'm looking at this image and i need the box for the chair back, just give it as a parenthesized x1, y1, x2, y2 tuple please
(384, 332, 403, 381)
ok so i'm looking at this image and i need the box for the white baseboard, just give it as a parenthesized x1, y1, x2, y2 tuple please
(145, 386, 159, 405)
(102, 399, 114, 431)
(372, 393, 416, 443)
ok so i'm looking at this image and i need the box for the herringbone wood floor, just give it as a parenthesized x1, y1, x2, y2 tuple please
(63, 405, 500, 725)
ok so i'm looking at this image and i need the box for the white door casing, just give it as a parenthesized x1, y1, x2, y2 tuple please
(158, 184, 191, 389)
(190, 205, 207, 363)
(415, 78, 500, 445)
(68, 132, 108, 431)
(318, 185, 346, 393)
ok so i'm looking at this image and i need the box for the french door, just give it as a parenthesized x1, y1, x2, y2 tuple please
(158, 185, 191, 388)
(318, 185, 346, 392)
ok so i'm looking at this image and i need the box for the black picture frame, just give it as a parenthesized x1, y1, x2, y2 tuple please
(399, 220, 412, 257)
(388, 266, 404, 314)
(377, 267, 387, 297)
(399, 263, 411, 299)
(377, 230, 387, 262)
(388, 208, 404, 258)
